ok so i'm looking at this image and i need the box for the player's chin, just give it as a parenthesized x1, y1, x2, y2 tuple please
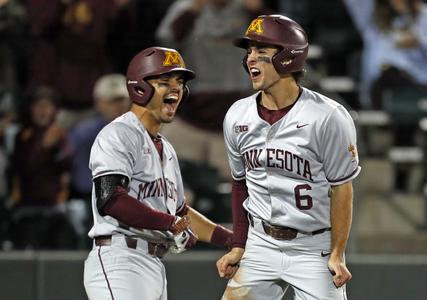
(160, 114, 175, 124)
(251, 81, 262, 90)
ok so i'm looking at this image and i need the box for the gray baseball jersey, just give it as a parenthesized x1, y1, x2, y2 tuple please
(84, 111, 185, 300)
(223, 87, 361, 232)
(88, 111, 185, 239)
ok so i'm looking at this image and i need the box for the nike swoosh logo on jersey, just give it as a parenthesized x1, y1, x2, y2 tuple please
(296, 123, 309, 128)
(321, 251, 331, 257)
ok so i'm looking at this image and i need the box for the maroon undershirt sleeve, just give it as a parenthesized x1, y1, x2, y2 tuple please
(211, 224, 233, 250)
(231, 179, 250, 248)
(171, 9, 198, 42)
(102, 186, 175, 231)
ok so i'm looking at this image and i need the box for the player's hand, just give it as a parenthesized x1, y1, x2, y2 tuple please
(327, 254, 352, 288)
(169, 215, 191, 235)
(42, 122, 64, 148)
(216, 247, 244, 279)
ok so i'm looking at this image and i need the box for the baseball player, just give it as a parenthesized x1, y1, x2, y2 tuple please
(83, 46, 232, 300)
(216, 15, 361, 299)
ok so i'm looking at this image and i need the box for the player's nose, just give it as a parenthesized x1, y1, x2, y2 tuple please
(168, 79, 182, 91)
(246, 51, 257, 65)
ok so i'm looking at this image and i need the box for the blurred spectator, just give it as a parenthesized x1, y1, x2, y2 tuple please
(67, 74, 129, 248)
(68, 74, 130, 201)
(107, 0, 173, 73)
(26, 0, 129, 130)
(156, 0, 270, 180)
(0, 87, 16, 245)
(0, 89, 15, 199)
(344, 0, 427, 191)
(0, 0, 27, 96)
(343, 0, 427, 109)
(8, 86, 77, 250)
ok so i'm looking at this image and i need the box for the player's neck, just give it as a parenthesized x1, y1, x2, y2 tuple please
(261, 78, 300, 110)
(130, 104, 161, 136)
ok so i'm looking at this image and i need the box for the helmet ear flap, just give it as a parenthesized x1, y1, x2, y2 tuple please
(272, 47, 308, 74)
(271, 50, 289, 74)
(128, 80, 154, 106)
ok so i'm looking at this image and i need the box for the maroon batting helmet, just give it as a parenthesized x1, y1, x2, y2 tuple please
(126, 47, 195, 106)
(233, 15, 309, 75)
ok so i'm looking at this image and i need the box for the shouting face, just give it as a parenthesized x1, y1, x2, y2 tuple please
(246, 44, 281, 91)
(146, 72, 185, 124)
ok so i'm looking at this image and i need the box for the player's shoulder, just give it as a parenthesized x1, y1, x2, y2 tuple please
(302, 88, 340, 109)
(225, 92, 259, 121)
(301, 87, 351, 117)
(97, 112, 140, 141)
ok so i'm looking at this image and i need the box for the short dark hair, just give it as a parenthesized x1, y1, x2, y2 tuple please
(291, 70, 305, 83)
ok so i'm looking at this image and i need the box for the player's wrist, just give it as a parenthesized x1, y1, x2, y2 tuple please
(210, 224, 233, 250)
(230, 247, 245, 256)
(329, 250, 345, 261)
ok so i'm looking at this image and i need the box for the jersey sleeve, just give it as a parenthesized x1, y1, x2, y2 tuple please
(223, 110, 246, 180)
(89, 122, 138, 180)
(320, 106, 361, 186)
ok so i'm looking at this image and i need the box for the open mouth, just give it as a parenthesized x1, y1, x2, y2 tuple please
(250, 67, 261, 81)
(163, 95, 179, 114)
(163, 96, 178, 104)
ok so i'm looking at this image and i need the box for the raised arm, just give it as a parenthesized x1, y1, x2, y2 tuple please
(342, 0, 375, 33)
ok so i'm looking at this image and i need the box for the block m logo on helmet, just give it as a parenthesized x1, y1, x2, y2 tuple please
(163, 51, 185, 67)
(245, 18, 264, 35)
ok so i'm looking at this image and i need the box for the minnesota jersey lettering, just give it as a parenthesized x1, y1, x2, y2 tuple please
(242, 148, 313, 181)
(138, 177, 178, 202)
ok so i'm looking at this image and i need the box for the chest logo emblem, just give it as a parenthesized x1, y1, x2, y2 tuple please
(296, 123, 309, 129)
(234, 125, 249, 133)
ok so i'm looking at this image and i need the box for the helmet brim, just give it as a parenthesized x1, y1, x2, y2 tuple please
(147, 67, 196, 81)
(233, 36, 279, 50)
(233, 37, 251, 49)
(166, 67, 196, 81)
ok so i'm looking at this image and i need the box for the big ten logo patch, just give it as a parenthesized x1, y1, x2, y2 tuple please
(246, 18, 264, 35)
(234, 125, 249, 133)
(163, 51, 185, 67)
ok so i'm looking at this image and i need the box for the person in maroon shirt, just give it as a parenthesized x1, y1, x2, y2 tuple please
(9, 86, 78, 249)
(26, 0, 129, 129)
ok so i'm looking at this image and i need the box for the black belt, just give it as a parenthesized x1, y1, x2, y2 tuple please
(248, 214, 331, 241)
(94, 235, 169, 258)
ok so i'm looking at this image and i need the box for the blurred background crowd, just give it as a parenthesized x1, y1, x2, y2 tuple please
(0, 0, 427, 254)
